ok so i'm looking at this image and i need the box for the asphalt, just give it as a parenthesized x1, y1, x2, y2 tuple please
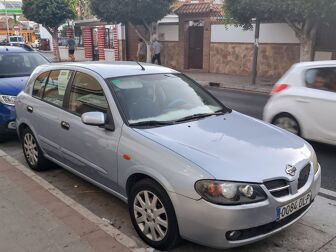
(206, 87, 336, 192)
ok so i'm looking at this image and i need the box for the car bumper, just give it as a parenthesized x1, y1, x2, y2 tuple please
(170, 165, 321, 249)
(0, 104, 17, 135)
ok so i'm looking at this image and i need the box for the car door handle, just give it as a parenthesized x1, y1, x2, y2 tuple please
(296, 98, 310, 103)
(27, 105, 33, 113)
(61, 121, 70, 130)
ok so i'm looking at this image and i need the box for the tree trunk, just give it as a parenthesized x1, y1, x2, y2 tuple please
(299, 36, 315, 62)
(285, 18, 318, 62)
(51, 31, 61, 62)
(130, 22, 155, 63)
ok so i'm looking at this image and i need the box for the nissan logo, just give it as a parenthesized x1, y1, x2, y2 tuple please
(286, 164, 297, 176)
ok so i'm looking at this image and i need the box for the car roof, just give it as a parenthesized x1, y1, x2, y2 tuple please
(0, 46, 33, 53)
(40, 61, 180, 78)
(292, 60, 336, 69)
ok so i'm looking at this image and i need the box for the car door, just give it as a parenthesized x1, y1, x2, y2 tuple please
(26, 69, 74, 162)
(59, 70, 121, 190)
(299, 67, 336, 142)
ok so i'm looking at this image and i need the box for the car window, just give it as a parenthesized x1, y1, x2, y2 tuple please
(0, 52, 49, 78)
(306, 67, 336, 92)
(68, 72, 108, 116)
(33, 72, 49, 98)
(109, 74, 224, 124)
(43, 70, 73, 107)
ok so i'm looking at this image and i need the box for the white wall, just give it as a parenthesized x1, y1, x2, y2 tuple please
(211, 23, 299, 44)
(158, 24, 179, 41)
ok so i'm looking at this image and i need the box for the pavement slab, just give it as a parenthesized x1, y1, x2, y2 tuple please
(0, 155, 132, 252)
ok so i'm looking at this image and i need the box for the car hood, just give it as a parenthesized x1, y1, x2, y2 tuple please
(0, 76, 29, 96)
(134, 111, 312, 183)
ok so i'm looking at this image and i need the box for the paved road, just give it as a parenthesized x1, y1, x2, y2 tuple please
(0, 87, 335, 252)
(207, 87, 336, 192)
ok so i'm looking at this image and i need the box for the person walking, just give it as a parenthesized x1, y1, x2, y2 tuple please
(151, 38, 161, 65)
(137, 38, 147, 62)
(66, 36, 76, 62)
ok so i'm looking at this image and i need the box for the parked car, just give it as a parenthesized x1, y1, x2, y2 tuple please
(16, 62, 321, 250)
(9, 35, 25, 45)
(264, 61, 336, 146)
(0, 46, 50, 141)
(39, 39, 51, 51)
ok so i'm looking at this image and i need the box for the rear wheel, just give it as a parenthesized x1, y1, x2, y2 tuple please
(21, 127, 50, 171)
(129, 178, 181, 250)
(272, 113, 301, 136)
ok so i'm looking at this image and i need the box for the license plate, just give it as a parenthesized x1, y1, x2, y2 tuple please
(276, 192, 312, 221)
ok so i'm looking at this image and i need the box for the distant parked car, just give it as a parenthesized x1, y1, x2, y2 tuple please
(39, 39, 51, 51)
(16, 62, 320, 250)
(0, 46, 49, 141)
(264, 61, 336, 146)
(9, 36, 25, 45)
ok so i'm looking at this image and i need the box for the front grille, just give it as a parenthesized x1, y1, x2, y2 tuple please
(298, 164, 311, 190)
(226, 201, 313, 241)
(264, 179, 290, 198)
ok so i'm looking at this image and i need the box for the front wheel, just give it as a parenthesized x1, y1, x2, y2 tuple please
(272, 113, 301, 136)
(21, 127, 50, 171)
(129, 178, 181, 250)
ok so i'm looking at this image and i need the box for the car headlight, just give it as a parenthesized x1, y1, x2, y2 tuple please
(195, 180, 267, 205)
(0, 95, 16, 106)
(311, 150, 319, 174)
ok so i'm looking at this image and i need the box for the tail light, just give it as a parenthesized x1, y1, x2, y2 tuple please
(271, 84, 288, 95)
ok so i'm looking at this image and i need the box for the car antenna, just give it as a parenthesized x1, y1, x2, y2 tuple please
(136, 61, 145, 71)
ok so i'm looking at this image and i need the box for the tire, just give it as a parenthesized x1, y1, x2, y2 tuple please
(21, 127, 50, 171)
(272, 113, 301, 136)
(129, 178, 181, 250)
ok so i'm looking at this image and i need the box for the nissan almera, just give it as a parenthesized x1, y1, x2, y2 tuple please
(16, 62, 321, 250)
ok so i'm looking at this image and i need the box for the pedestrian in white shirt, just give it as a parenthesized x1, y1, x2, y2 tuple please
(151, 38, 161, 65)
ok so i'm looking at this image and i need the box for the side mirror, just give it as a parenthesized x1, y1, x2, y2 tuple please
(81, 112, 105, 126)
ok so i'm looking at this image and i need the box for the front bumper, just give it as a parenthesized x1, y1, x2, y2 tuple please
(170, 165, 321, 249)
(0, 104, 17, 135)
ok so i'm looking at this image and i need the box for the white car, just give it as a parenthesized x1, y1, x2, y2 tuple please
(264, 61, 336, 146)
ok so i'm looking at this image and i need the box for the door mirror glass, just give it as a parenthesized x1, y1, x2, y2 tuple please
(81, 112, 105, 126)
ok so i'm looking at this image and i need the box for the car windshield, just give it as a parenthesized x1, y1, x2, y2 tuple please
(0, 52, 49, 78)
(108, 74, 227, 125)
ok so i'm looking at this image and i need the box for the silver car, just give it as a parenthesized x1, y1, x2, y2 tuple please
(16, 62, 321, 250)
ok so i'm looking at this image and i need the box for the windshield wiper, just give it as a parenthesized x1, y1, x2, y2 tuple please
(175, 110, 226, 123)
(129, 120, 175, 127)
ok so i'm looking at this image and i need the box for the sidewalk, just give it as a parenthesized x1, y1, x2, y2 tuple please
(184, 71, 277, 94)
(0, 152, 133, 252)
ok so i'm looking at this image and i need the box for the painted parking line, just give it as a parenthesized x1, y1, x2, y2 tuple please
(0, 148, 148, 252)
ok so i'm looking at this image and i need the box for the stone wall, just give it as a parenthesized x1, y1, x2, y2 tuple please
(210, 43, 300, 78)
(160, 41, 183, 71)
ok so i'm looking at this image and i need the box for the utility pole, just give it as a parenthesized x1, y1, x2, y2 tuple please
(251, 19, 260, 85)
(4, 0, 10, 42)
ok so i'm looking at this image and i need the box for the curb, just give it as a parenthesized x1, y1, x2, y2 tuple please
(207, 84, 271, 96)
(0, 149, 148, 252)
(195, 80, 272, 95)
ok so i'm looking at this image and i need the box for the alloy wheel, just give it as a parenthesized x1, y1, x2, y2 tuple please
(133, 190, 168, 242)
(273, 116, 300, 135)
(23, 133, 38, 166)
